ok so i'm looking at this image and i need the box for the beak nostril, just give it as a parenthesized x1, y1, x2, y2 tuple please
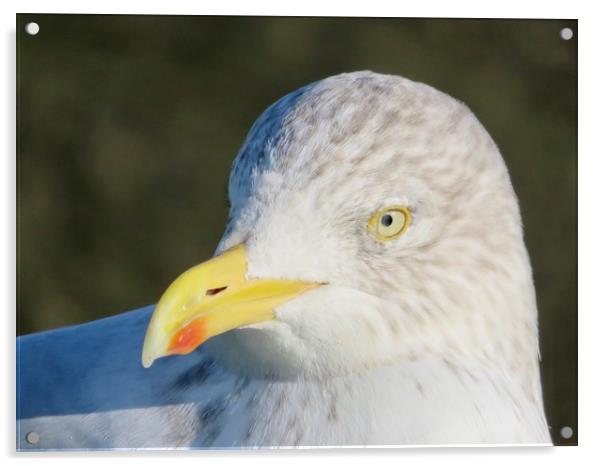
(206, 286, 228, 296)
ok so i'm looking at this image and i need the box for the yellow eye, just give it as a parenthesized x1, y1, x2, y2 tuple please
(368, 206, 411, 241)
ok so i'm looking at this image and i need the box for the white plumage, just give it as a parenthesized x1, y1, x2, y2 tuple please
(17, 71, 551, 449)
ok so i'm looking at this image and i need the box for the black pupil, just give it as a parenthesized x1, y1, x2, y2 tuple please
(381, 214, 393, 227)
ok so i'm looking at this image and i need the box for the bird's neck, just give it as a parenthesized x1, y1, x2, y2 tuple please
(210, 355, 551, 447)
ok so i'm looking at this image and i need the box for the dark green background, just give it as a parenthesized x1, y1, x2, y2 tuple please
(16, 15, 577, 445)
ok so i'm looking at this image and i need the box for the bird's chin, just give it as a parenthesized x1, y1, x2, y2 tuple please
(203, 285, 403, 380)
(203, 321, 318, 381)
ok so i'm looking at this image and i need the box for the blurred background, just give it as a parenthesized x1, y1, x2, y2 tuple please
(16, 15, 577, 445)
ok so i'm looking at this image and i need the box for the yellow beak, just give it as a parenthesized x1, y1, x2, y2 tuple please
(141, 244, 319, 368)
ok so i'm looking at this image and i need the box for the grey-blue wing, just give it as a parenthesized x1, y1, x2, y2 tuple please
(17, 306, 252, 450)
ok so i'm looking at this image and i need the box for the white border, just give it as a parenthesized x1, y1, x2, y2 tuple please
(5, 0, 581, 18)
(2, 1, 599, 465)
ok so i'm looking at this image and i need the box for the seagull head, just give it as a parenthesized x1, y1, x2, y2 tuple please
(142, 71, 539, 382)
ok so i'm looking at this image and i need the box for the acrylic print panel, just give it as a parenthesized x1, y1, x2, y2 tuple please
(16, 14, 577, 450)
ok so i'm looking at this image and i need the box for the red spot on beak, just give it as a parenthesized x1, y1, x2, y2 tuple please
(168, 319, 207, 355)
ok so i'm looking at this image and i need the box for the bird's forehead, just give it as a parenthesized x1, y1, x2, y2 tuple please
(229, 71, 498, 211)
(229, 81, 315, 186)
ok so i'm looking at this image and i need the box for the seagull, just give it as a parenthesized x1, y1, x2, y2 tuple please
(17, 71, 551, 449)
